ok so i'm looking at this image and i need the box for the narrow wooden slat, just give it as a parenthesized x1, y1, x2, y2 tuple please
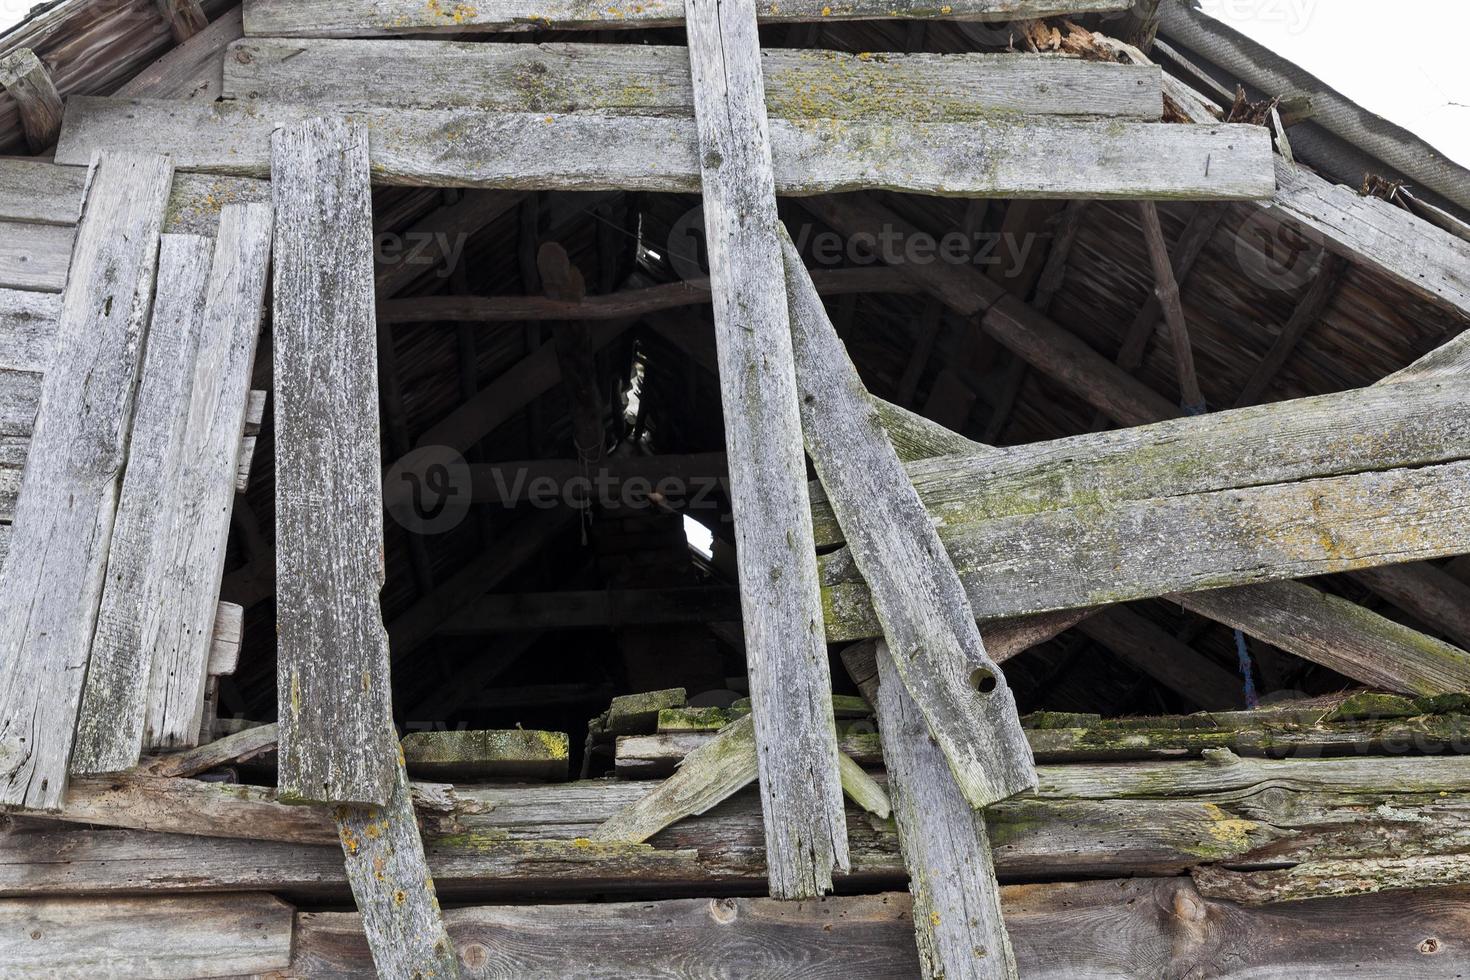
(242, 0, 1135, 35)
(1137, 199, 1203, 409)
(0, 220, 73, 292)
(271, 117, 394, 806)
(0, 151, 172, 811)
(71, 234, 213, 776)
(223, 40, 1164, 121)
(55, 98, 1277, 200)
(0, 894, 294, 978)
(784, 233, 1034, 809)
(685, 0, 847, 899)
(144, 204, 273, 750)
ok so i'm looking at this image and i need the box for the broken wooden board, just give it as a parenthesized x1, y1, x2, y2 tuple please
(784, 231, 1034, 809)
(686, 0, 847, 900)
(400, 730, 569, 781)
(0, 894, 294, 978)
(224, 40, 1164, 121)
(272, 116, 395, 807)
(71, 234, 213, 776)
(278, 883, 1470, 979)
(0, 151, 173, 811)
(55, 98, 1277, 200)
(821, 458, 1470, 643)
(810, 378, 1470, 547)
(144, 203, 273, 751)
(242, 0, 1135, 35)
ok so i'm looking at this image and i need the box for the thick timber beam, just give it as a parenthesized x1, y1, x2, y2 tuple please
(0, 151, 172, 811)
(272, 117, 395, 807)
(684, 0, 846, 899)
(242, 0, 1135, 35)
(56, 98, 1276, 201)
(0, 49, 63, 153)
(783, 234, 1035, 809)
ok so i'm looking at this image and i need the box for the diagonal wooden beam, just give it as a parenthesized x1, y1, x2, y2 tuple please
(1136, 200, 1204, 411)
(1233, 253, 1347, 408)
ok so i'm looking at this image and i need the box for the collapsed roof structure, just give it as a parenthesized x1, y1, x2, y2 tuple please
(0, 0, 1468, 975)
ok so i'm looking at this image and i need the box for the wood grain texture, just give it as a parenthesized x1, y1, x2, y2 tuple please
(812, 378, 1470, 546)
(0, 219, 73, 292)
(0, 289, 59, 374)
(242, 0, 1134, 35)
(55, 97, 1277, 200)
(272, 116, 396, 807)
(686, 0, 846, 899)
(0, 151, 172, 811)
(0, 48, 63, 153)
(224, 40, 1163, 121)
(784, 232, 1034, 809)
(335, 753, 460, 980)
(0, 894, 293, 978)
(117, 5, 244, 101)
(144, 203, 273, 751)
(71, 234, 213, 776)
(822, 459, 1470, 643)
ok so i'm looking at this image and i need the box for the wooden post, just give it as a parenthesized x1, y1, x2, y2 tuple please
(0, 151, 173, 810)
(0, 49, 63, 153)
(684, 0, 848, 898)
(271, 117, 396, 807)
(72, 234, 213, 776)
(1136, 201, 1205, 412)
(845, 641, 1018, 980)
(782, 230, 1036, 809)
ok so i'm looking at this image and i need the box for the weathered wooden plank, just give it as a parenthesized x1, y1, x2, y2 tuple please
(0, 49, 63, 153)
(784, 231, 1034, 809)
(686, 0, 846, 900)
(145, 721, 279, 779)
(272, 116, 395, 807)
(335, 753, 460, 980)
(56, 98, 1277, 200)
(71, 234, 213, 776)
(0, 894, 294, 978)
(821, 459, 1470, 647)
(282, 883, 1470, 980)
(117, 4, 244, 101)
(859, 641, 1017, 979)
(400, 730, 569, 781)
(0, 151, 172, 811)
(144, 203, 273, 751)
(0, 288, 59, 374)
(0, 219, 73, 292)
(812, 378, 1470, 547)
(1195, 854, 1470, 905)
(224, 40, 1164, 121)
(242, 0, 1135, 35)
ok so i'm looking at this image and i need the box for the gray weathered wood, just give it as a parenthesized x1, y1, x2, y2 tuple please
(0, 894, 294, 978)
(56, 97, 1277, 200)
(845, 641, 1017, 979)
(155, 0, 208, 42)
(400, 730, 569, 782)
(686, 0, 847, 900)
(0, 288, 59, 374)
(336, 753, 459, 980)
(71, 234, 213, 776)
(272, 116, 396, 807)
(242, 0, 1134, 35)
(144, 204, 273, 751)
(812, 378, 1470, 547)
(1194, 854, 1470, 905)
(224, 39, 1164, 121)
(0, 219, 73, 292)
(784, 232, 1034, 808)
(1137, 199, 1203, 409)
(145, 721, 279, 779)
(0, 49, 63, 153)
(118, 4, 244, 101)
(822, 459, 1470, 649)
(1115, 204, 1223, 373)
(0, 151, 172, 811)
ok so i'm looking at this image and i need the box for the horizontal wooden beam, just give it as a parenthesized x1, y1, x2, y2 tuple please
(56, 98, 1277, 200)
(282, 883, 1467, 978)
(242, 0, 1135, 35)
(224, 40, 1164, 121)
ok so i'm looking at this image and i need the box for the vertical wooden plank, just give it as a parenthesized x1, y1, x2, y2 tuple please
(144, 203, 273, 750)
(782, 231, 1036, 809)
(845, 641, 1019, 980)
(0, 49, 64, 154)
(72, 234, 213, 776)
(0, 151, 173, 811)
(271, 116, 396, 807)
(685, 0, 848, 898)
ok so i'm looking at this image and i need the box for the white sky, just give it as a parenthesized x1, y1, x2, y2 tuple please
(0, 1, 1463, 166)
